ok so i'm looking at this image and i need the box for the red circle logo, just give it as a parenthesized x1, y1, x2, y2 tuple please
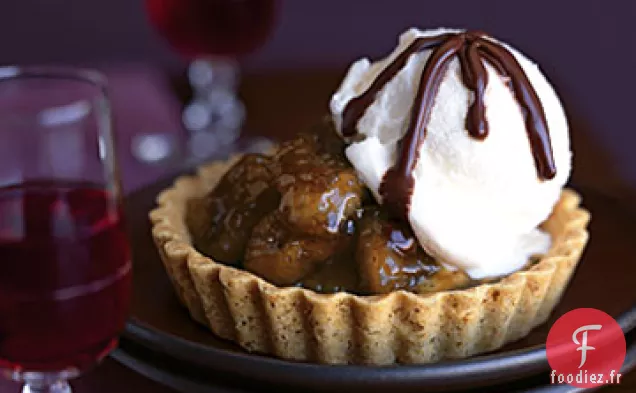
(546, 308, 626, 388)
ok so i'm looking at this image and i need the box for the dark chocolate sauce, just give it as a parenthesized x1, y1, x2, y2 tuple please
(341, 31, 557, 221)
(341, 33, 455, 138)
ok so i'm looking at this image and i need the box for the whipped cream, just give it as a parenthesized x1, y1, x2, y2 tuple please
(330, 27, 571, 279)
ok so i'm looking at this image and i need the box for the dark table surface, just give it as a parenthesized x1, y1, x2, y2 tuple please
(1, 66, 635, 392)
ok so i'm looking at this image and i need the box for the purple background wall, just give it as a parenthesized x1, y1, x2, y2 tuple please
(1, 0, 635, 183)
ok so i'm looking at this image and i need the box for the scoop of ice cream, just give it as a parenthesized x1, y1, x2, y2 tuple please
(330, 27, 571, 279)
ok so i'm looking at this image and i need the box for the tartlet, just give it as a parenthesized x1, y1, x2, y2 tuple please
(150, 28, 590, 365)
(149, 151, 589, 365)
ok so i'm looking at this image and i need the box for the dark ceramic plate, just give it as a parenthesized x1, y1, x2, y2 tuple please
(119, 176, 636, 393)
(114, 329, 636, 393)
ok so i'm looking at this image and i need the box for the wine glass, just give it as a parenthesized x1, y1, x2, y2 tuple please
(143, 0, 278, 162)
(0, 67, 132, 393)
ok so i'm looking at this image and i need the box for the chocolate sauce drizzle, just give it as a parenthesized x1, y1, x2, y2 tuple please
(341, 31, 557, 221)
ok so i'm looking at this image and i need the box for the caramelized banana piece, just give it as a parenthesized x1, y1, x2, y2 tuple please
(244, 213, 338, 286)
(356, 208, 470, 294)
(270, 129, 365, 237)
(243, 126, 363, 285)
(278, 167, 364, 237)
(192, 154, 280, 264)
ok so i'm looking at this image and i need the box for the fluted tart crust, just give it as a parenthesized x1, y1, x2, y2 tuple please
(149, 155, 590, 365)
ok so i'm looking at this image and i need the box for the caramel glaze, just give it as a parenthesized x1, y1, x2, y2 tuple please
(341, 31, 557, 221)
(355, 207, 471, 294)
(189, 154, 280, 264)
(191, 121, 479, 295)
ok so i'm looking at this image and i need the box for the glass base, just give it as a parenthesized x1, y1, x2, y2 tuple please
(10, 370, 77, 393)
(132, 58, 276, 170)
(22, 380, 71, 393)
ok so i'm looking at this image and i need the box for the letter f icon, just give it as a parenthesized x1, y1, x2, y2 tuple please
(572, 324, 602, 368)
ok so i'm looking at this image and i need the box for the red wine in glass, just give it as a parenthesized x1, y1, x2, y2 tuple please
(0, 67, 131, 393)
(0, 181, 131, 373)
(145, 0, 278, 59)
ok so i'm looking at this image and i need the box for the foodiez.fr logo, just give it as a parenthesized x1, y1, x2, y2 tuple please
(547, 308, 626, 388)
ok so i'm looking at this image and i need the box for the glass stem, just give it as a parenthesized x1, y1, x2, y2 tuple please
(22, 380, 72, 393)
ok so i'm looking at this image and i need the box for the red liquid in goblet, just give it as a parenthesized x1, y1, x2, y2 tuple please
(0, 181, 131, 373)
(145, 0, 278, 58)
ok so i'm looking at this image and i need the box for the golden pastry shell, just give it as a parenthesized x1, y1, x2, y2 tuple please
(149, 154, 590, 365)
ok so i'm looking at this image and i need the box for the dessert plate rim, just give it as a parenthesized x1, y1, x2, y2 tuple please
(122, 308, 636, 389)
(114, 327, 636, 393)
